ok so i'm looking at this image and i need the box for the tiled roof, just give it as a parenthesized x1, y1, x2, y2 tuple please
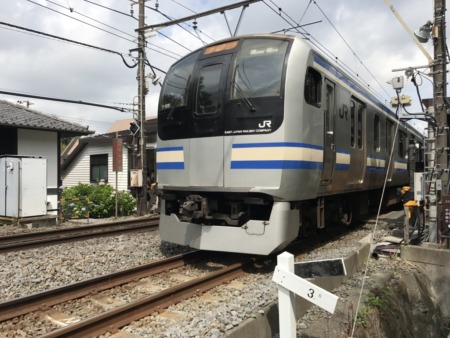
(0, 100, 93, 137)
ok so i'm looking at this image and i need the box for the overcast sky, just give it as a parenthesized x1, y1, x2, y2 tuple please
(0, 0, 440, 134)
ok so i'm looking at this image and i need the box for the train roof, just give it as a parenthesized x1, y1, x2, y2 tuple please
(165, 33, 424, 139)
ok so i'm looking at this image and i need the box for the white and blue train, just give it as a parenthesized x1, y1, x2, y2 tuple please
(156, 34, 424, 255)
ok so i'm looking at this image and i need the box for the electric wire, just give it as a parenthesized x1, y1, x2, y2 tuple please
(262, 0, 390, 106)
(27, 0, 181, 59)
(168, 0, 197, 14)
(0, 90, 130, 112)
(0, 21, 137, 68)
(146, 1, 214, 43)
(297, 0, 313, 25)
(83, 0, 136, 20)
(46, 0, 135, 39)
(28, 0, 135, 43)
(312, 0, 392, 100)
(350, 106, 401, 338)
(145, 5, 197, 51)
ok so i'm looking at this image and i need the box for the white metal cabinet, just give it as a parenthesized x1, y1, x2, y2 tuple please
(0, 156, 47, 217)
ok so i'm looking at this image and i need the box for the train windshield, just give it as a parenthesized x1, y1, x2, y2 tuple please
(159, 50, 200, 111)
(231, 39, 288, 99)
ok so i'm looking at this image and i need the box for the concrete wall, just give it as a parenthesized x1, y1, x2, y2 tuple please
(401, 244, 450, 319)
(226, 236, 372, 338)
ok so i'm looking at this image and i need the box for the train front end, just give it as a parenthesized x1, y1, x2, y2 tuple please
(157, 35, 313, 255)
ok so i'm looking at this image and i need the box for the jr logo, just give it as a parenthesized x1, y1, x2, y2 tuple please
(258, 120, 272, 128)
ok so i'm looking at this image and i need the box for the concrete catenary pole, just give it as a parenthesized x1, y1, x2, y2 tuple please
(136, 0, 148, 216)
(428, 0, 448, 243)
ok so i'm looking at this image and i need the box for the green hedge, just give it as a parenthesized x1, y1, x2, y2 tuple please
(61, 183, 136, 219)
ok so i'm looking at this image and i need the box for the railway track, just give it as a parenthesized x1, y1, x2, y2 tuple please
(43, 257, 251, 338)
(0, 216, 159, 253)
(0, 221, 356, 337)
(0, 250, 204, 322)
(0, 249, 254, 337)
(0, 210, 401, 337)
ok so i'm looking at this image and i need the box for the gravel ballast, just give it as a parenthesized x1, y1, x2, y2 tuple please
(0, 211, 423, 337)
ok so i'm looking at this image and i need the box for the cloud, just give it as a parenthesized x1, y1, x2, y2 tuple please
(0, 0, 443, 134)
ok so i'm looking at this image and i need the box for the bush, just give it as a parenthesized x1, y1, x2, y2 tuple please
(61, 183, 136, 219)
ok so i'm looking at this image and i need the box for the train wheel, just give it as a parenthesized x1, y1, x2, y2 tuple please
(338, 199, 353, 226)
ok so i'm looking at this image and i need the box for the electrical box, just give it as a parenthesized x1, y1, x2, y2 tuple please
(0, 156, 47, 217)
(130, 169, 143, 187)
(391, 76, 404, 90)
(414, 172, 425, 201)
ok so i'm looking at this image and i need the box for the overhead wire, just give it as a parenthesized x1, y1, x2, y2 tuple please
(0, 21, 137, 68)
(83, 0, 136, 20)
(263, 0, 392, 106)
(145, 2, 215, 44)
(27, 0, 182, 60)
(46, 0, 135, 40)
(168, 0, 197, 14)
(312, 0, 392, 100)
(0, 89, 131, 112)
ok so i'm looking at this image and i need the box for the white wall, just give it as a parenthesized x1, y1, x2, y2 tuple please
(62, 143, 129, 191)
(17, 129, 59, 211)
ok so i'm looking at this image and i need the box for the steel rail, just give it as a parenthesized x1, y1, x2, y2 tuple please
(0, 250, 204, 322)
(0, 217, 159, 253)
(41, 260, 250, 338)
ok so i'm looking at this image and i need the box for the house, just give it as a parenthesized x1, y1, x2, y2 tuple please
(0, 99, 93, 217)
(61, 117, 157, 191)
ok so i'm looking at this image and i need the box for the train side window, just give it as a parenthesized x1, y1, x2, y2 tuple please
(386, 120, 393, 153)
(350, 101, 355, 147)
(374, 115, 380, 152)
(357, 102, 364, 149)
(195, 64, 222, 115)
(304, 67, 321, 107)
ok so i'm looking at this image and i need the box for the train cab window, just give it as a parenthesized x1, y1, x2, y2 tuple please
(159, 51, 200, 111)
(374, 115, 380, 152)
(195, 64, 222, 115)
(231, 39, 289, 99)
(304, 67, 322, 107)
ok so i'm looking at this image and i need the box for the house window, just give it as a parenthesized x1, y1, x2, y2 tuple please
(0, 127, 17, 155)
(90, 154, 108, 183)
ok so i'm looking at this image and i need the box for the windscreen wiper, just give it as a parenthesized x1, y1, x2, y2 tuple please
(233, 82, 256, 112)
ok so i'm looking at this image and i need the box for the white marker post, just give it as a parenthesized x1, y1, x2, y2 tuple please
(272, 252, 345, 338)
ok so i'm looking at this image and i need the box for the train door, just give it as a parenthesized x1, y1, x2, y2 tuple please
(321, 79, 336, 184)
(189, 54, 232, 187)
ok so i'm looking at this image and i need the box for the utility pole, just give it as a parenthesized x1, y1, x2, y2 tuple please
(137, 0, 148, 216)
(422, 0, 448, 243)
(431, 0, 448, 243)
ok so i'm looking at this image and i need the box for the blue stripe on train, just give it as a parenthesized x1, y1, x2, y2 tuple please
(230, 160, 322, 170)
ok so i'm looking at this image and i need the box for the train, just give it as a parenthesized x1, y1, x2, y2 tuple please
(155, 34, 424, 255)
